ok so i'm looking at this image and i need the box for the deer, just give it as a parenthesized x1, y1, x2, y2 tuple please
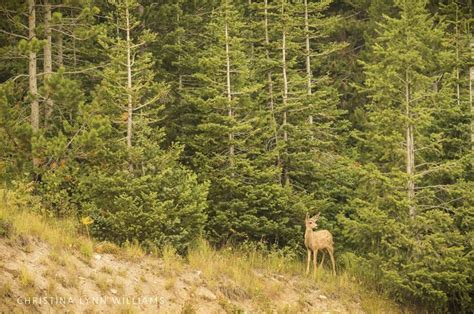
(304, 212, 336, 275)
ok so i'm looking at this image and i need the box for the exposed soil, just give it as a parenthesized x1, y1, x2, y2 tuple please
(0, 236, 365, 313)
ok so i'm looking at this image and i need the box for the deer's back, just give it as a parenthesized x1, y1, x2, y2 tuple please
(311, 230, 333, 250)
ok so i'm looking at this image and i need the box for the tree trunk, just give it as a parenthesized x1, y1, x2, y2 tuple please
(225, 19, 234, 166)
(470, 66, 473, 149)
(28, 0, 39, 167)
(405, 70, 415, 217)
(125, 4, 133, 172)
(281, 2, 289, 185)
(177, 9, 183, 91)
(455, 5, 461, 107)
(304, 0, 313, 139)
(56, 29, 63, 67)
(471, 40, 474, 150)
(264, 0, 280, 177)
(73, 38, 77, 68)
(44, 0, 53, 126)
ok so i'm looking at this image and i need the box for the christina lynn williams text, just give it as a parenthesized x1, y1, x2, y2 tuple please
(16, 296, 165, 305)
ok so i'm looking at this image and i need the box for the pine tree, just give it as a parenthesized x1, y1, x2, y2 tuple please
(94, 0, 168, 171)
(340, 0, 472, 310)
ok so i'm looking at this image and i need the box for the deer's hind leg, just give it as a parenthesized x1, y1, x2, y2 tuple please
(328, 247, 336, 275)
(319, 251, 325, 268)
(306, 249, 311, 275)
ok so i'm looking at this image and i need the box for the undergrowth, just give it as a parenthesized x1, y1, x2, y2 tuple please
(0, 186, 404, 313)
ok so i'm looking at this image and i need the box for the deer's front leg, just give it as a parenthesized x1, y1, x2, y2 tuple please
(313, 249, 318, 274)
(306, 249, 311, 274)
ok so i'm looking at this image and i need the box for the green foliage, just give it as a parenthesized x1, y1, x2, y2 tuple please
(0, 0, 472, 311)
(80, 150, 209, 252)
(0, 218, 12, 238)
(338, 1, 474, 310)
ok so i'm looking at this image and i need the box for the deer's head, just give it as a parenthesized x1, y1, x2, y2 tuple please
(305, 212, 320, 230)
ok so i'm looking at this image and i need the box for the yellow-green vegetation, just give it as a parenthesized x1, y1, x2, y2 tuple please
(0, 187, 91, 254)
(18, 266, 36, 298)
(46, 280, 57, 295)
(117, 304, 138, 314)
(181, 299, 197, 314)
(79, 240, 94, 260)
(19, 266, 35, 289)
(95, 241, 120, 255)
(121, 240, 145, 262)
(49, 250, 67, 266)
(1, 188, 401, 312)
(95, 274, 110, 293)
(100, 265, 113, 275)
(0, 282, 13, 298)
(187, 240, 400, 312)
(188, 240, 281, 303)
(161, 244, 184, 276)
(164, 277, 176, 290)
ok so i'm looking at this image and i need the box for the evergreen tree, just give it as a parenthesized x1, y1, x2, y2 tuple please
(180, 1, 309, 247)
(340, 0, 472, 310)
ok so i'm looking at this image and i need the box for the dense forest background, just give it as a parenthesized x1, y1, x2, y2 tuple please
(0, 0, 472, 311)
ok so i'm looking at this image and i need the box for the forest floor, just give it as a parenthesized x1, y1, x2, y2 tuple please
(0, 202, 405, 313)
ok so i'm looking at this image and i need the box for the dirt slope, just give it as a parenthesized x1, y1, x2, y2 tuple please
(0, 236, 371, 313)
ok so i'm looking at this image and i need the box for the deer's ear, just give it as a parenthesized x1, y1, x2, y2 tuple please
(312, 212, 321, 221)
(305, 212, 309, 221)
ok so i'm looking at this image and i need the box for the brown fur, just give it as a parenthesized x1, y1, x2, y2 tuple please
(304, 213, 336, 275)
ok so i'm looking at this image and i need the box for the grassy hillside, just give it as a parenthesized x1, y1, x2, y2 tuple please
(0, 188, 405, 313)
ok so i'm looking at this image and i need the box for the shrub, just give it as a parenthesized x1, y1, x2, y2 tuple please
(77, 152, 209, 253)
(0, 219, 12, 238)
(95, 241, 120, 255)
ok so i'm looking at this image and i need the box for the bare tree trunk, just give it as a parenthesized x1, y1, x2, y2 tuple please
(281, 2, 289, 185)
(28, 0, 39, 167)
(405, 70, 415, 217)
(470, 66, 473, 149)
(44, 0, 53, 125)
(282, 32, 288, 143)
(304, 0, 313, 140)
(73, 38, 77, 68)
(471, 40, 474, 150)
(264, 0, 280, 178)
(56, 28, 63, 67)
(225, 20, 234, 166)
(177, 9, 183, 91)
(125, 4, 133, 172)
(455, 5, 461, 107)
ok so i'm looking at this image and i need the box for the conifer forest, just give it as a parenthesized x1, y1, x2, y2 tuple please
(0, 0, 472, 312)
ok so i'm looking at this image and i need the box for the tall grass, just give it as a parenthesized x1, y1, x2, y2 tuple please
(187, 239, 402, 312)
(0, 186, 92, 253)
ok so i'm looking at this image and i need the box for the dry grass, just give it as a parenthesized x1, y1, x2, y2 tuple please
(79, 239, 94, 261)
(181, 299, 197, 314)
(95, 241, 120, 255)
(187, 239, 401, 312)
(1, 187, 402, 313)
(19, 266, 35, 289)
(95, 274, 110, 293)
(0, 282, 13, 298)
(0, 187, 87, 255)
(100, 266, 113, 275)
(187, 240, 284, 305)
(161, 244, 184, 275)
(164, 277, 176, 290)
(120, 240, 145, 261)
